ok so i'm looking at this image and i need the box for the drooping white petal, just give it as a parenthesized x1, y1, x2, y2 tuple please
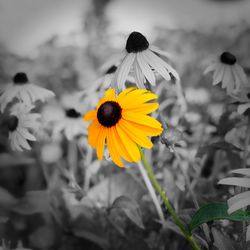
(218, 177, 250, 188)
(204, 62, 218, 75)
(212, 64, 224, 85)
(16, 131, 31, 150)
(234, 64, 247, 86)
(115, 53, 135, 90)
(136, 52, 156, 85)
(228, 191, 250, 214)
(149, 45, 172, 60)
(238, 103, 250, 114)
(144, 50, 171, 81)
(231, 169, 250, 176)
(134, 61, 146, 89)
(12, 132, 23, 151)
(0, 85, 18, 112)
(221, 66, 231, 89)
(17, 127, 36, 141)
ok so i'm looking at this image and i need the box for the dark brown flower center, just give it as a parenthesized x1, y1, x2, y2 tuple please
(106, 65, 117, 74)
(65, 109, 81, 118)
(7, 115, 19, 131)
(126, 32, 149, 53)
(220, 52, 237, 65)
(13, 72, 29, 85)
(97, 101, 122, 127)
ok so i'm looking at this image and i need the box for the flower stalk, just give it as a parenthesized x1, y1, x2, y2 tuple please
(138, 147, 201, 250)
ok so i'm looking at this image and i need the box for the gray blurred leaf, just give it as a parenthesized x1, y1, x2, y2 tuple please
(12, 190, 50, 215)
(112, 196, 145, 229)
(0, 153, 35, 168)
(87, 172, 145, 206)
(211, 227, 235, 250)
(0, 187, 18, 208)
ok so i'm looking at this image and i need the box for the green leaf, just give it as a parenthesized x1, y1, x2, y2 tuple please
(189, 202, 250, 231)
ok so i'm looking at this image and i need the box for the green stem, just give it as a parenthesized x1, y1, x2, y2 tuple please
(139, 147, 201, 250)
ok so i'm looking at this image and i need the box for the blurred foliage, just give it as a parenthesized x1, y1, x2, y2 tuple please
(0, 0, 250, 249)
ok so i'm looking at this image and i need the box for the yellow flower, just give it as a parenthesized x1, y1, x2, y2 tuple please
(83, 88, 163, 167)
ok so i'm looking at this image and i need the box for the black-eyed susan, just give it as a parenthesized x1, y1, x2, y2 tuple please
(204, 52, 247, 94)
(83, 88, 163, 167)
(111, 31, 179, 90)
(0, 72, 54, 112)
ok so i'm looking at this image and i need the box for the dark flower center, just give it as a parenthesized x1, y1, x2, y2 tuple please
(7, 116, 19, 132)
(65, 109, 81, 118)
(97, 101, 122, 127)
(220, 52, 237, 65)
(247, 93, 250, 100)
(106, 65, 117, 74)
(126, 31, 149, 53)
(13, 72, 29, 85)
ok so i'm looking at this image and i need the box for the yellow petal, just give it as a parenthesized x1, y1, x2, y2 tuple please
(83, 110, 96, 121)
(119, 92, 158, 109)
(116, 123, 141, 162)
(95, 89, 117, 109)
(96, 126, 107, 160)
(117, 87, 136, 99)
(127, 102, 159, 114)
(119, 119, 153, 149)
(107, 128, 123, 167)
(105, 88, 116, 99)
(126, 121, 163, 136)
(122, 111, 163, 130)
(88, 121, 101, 147)
(109, 127, 132, 163)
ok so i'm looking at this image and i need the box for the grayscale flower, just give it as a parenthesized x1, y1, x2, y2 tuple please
(7, 103, 40, 151)
(111, 31, 179, 90)
(204, 52, 247, 94)
(0, 72, 55, 112)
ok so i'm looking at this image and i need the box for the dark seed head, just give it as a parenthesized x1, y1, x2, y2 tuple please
(126, 31, 149, 53)
(97, 101, 122, 127)
(106, 65, 117, 74)
(220, 52, 237, 65)
(7, 115, 19, 132)
(65, 109, 81, 118)
(13, 72, 29, 85)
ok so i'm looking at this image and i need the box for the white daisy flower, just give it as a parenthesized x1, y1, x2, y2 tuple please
(218, 168, 250, 214)
(0, 72, 55, 112)
(53, 93, 87, 140)
(7, 103, 40, 151)
(204, 52, 247, 94)
(111, 31, 179, 90)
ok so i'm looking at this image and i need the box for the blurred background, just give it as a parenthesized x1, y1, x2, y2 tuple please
(0, 0, 250, 249)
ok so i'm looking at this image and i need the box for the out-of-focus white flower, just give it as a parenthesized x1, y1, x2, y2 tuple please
(53, 93, 87, 140)
(204, 52, 247, 94)
(111, 31, 179, 90)
(185, 87, 210, 105)
(41, 142, 62, 164)
(218, 168, 250, 214)
(0, 72, 55, 112)
(7, 103, 40, 151)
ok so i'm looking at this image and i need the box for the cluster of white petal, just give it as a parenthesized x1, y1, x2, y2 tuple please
(8, 103, 40, 151)
(0, 82, 55, 112)
(218, 168, 250, 214)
